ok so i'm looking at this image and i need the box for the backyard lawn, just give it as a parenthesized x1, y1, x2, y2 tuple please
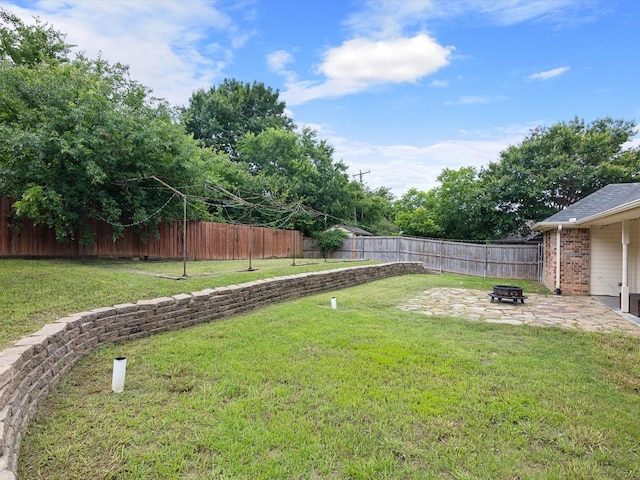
(8, 261, 639, 480)
(0, 258, 377, 350)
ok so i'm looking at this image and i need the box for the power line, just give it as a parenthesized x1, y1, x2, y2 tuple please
(115, 175, 367, 238)
(94, 192, 177, 227)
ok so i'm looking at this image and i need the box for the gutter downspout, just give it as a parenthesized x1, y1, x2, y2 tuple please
(555, 225, 562, 294)
(621, 220, 630, 313)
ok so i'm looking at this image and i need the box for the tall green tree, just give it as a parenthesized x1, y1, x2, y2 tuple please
(0, 8, 70, 65)
(480, 117, 640, 235)
(181, 79, 294, 159)
(393, 168, 503, 240)
(0, 12, 214, 243)
(434, 167, 483, 239)
(236, 127, 353, 235)
(182, 77, 391, 235)
(355, 185, 397, 235)
(393, 188, 442, 237)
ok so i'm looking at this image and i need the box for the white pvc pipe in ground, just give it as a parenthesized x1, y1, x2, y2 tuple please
(331, 297, 337, 309)
(112, 357, 127, 393)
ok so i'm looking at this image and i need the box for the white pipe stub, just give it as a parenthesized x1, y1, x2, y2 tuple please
(112, 357, 127, 393)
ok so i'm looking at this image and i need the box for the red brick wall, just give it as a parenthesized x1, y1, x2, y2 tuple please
(542, 228, 590, 295)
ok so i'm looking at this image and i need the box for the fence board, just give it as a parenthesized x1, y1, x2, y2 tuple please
(0, 198, 301, 260)
(310, 235, 540, 280)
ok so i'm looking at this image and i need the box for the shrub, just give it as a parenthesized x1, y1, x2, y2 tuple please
(314, 229, 347, 258)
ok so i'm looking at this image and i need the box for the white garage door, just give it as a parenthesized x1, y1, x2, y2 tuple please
(590, 224, 622, 296)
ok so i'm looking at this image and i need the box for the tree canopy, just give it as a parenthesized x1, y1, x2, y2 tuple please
(394, 188, 442, 237)
(0, 8, 70, 65)
(395, 117, 640, 241)
(480, 117, 640, 236)
(0, 10, 385, 243)
(0, 13, 216, 243)
(181, 79, 294, 159)
(4, 8, 639, 246)
(235, 127, 355, 235)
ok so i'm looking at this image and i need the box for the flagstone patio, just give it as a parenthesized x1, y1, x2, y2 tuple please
(400, 288, 640, 337)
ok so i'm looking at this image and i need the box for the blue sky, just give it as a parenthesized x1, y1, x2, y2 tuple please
(2, 0, 639, 197)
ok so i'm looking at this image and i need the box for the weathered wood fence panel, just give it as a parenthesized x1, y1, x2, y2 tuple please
(304, 235, 541, 280)
(0, 197, 301, 260)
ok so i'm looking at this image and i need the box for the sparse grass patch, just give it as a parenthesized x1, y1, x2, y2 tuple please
(18, 275, 640, 479)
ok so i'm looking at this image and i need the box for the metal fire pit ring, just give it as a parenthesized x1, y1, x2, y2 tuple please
(488, 285, 527, 305)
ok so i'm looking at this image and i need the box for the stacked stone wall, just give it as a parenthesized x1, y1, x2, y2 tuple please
(0, 262, 427, 479)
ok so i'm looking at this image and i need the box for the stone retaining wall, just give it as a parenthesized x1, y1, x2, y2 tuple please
(0, 262, 427, 479)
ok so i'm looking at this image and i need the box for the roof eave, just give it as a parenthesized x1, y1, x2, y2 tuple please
(533, 198, 640, 232)
(579, 198, 640, 225)
(533, 221, 577, 232)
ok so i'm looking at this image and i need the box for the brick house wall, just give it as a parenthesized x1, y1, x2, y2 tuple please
(542, 228, 590, 295)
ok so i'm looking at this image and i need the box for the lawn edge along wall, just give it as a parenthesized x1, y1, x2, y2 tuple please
(0, 262, 427, 479)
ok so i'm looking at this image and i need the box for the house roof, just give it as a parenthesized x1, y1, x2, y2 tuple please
(333, 225, 373, 236)
(533, 183, 640, 232)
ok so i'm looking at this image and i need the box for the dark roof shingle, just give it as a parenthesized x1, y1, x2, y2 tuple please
(543, 183, 640, 223)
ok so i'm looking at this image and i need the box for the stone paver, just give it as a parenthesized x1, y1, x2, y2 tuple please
(400, 288, 640, 337)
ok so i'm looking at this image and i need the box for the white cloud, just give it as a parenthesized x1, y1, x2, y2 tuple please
(346, 0, 594, 33)
(529, 66, 570, 80)
(323, 121, 537, 196)
(282, 34, 452, 105)
(345, 0, 436, 38)
(267, 49, 298, 84)
(267, 50, 293, 71)
(430, 79, 449, 88)
(314, 0, 597, 107)
(332, 137, 515, 196)
(281, 0, 590, 106)
(445, 95, 491, 106)
(320, 35, 451, 83)
(476, 0, 581, 26)
(0, 0, 248, 106)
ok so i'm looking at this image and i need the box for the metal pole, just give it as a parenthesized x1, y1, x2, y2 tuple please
(182, 194, 187, 277)
(248, 206, 254, 271)
(291, 213, 296, 266)
(150, 176, 187, 277)
(323, 215, 327, 261)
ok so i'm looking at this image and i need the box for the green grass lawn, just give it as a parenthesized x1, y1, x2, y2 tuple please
(0, 258, 377, 350)
(16, 271, 640, 480)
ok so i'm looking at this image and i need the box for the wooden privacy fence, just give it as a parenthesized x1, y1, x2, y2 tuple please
(0, 198, 302, 260)
(305, 235, 542, 281)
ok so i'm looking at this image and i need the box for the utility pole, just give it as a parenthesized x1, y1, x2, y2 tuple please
(352, 169, 371, 184)
(352, 170, 371, 222)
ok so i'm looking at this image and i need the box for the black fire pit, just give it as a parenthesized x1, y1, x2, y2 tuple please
(488, 285, 527, 305)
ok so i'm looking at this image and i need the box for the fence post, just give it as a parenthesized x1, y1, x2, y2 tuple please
(484, 244, 488, 278)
